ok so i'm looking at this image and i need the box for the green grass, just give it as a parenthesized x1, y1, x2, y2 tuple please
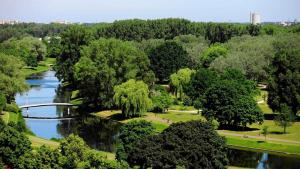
(226, 137, 300, 155)
(22, 58, 56, 77)
(219, 120, 300, 142)
(156, 111, 204, 123)
(0, 111, 10, 123)
(228, 166, 254, 169)
(169, 105, 196, 111)
(27, 135, 60, 149)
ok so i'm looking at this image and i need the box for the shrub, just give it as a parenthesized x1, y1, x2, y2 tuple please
(4, 103, 20, 113)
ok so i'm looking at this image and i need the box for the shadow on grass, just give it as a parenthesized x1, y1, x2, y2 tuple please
(269, 131, 287, 135)
(219, 125, 260, 131)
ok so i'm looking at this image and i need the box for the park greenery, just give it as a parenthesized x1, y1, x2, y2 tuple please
(0, 18, 300, 168)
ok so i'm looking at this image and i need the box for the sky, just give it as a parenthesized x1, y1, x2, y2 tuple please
(0, 0, 299, 23)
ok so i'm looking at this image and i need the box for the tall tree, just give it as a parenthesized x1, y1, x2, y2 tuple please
(170, 68, 195, 100)
(149, 41, 190, 82)
(267, 35, 300, 115)
(55, 25, 91, 83)
(0, 36, 47, 67)
(200, 44, 228, 68)
(274, 104, 295, 134)
(74, 38, 154, 108)
(114, 79, 152, 118)
(0, 53, 28, 102)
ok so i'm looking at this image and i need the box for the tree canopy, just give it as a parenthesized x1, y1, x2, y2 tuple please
(0, 53, 28, 102)
(114, 80, 152, 118)
(74, 38, 154, 109)
(116, 120, 155, 162)
(0, 36, 47, 67)
(149, 41, 190, 82)
(267, 34, 300, 115)
(128, 121, 228, 169)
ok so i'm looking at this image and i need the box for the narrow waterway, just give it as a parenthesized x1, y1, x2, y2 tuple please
(15, 70, 300, 168)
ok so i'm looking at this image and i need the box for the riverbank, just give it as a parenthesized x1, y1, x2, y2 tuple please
(22, 58, 55, 77)
(93, 110, 300, 155)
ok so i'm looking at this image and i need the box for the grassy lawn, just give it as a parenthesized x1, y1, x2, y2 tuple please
(219, 120, 300, 142)
(226, 136, 300, 155)
(169, 105, 196, 111)
(22, 57, 56, 77)
(27, 135, 60, 149)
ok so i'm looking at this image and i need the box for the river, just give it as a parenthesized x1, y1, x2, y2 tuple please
(16, 70, 300, 168)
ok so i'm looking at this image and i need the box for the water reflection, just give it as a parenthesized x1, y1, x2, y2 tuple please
(228, 148, 300, 169)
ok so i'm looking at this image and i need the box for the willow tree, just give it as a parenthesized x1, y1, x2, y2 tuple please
(114, 79, 152, 118)
(170, 68, 195, 100)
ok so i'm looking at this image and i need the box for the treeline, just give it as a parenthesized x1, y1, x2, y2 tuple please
(1, 18, 300, 43)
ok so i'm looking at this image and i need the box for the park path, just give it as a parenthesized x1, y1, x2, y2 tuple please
(218, 131, 300, 144)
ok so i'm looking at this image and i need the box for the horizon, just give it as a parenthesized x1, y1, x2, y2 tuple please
(0, 0, 299, 24)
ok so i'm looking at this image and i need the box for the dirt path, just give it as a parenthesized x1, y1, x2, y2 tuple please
(218, 131, 300, 144)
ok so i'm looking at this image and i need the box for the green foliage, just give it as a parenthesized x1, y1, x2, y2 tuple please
(55, 25, 91, 82)
(116, 120, 155, 162)
(173, 35, 209, 68)
(151, 86, 173, 113)
(128, 121, 228, 169)
(0, 36, 47, 67)
(267, 34, 300, 115)
(211, 35, 275, 82)
(200, 44, 228, 68)
(203, 80, 264, 127)
(0, 93, 6, 114)
(204, 23, 248, 44)
(247, 24, 261, 36)
(261, 126, 269, 141)
(4, 103, 20, 113)
(0, 53, 28, 102)
(149, 41, 190, 82)
(170, 68, 195, 100)
(274, 104, 295, 134)
(184, 68, 219, 101)
(114, 80, 152, 118)
(74, 38, 154, 108)
(0, 124, 32, 168)
(46, 36, 61, 58)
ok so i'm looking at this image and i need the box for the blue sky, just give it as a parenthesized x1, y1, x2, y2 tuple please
(0, 0, 299, 23)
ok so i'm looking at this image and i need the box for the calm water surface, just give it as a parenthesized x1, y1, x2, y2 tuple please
(15, 71, 300, 168)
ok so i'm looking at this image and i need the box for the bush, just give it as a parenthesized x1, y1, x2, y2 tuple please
(116, 120, 155, 161)
(182, 96, 192, 106)
(8, 120, 26, 133)
(4, 103, 20, 113)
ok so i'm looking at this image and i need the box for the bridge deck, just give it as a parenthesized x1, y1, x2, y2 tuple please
(20, 103, 75, 108)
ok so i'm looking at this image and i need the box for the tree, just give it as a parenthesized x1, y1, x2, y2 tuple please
(200, 44, 228, 68)
(274, 104, 295, 134)
(184, 68, 219, 101)
(261, 126, 269, 141)
(202, 80, 264, 128)
(0, 36, 47, 67)
(247, 24, 261, 36)
(0, 53, 28, 102)
(210, 35, 275, 82)
(0, 125, 32, 168)
(0, 93, 6, 114)
(149, 41, 190, 82)
(54, 25, 91, 83)
(114, 79, 152, 118)
(128, 121, 228, 169)
(74, 38, 154, 108)
(46, 36, 61, 58)
(151, 86, 173, 113)
(267, 35, 300, 115)
(116, 120, 155, 161)
(170, 68, 195, 100)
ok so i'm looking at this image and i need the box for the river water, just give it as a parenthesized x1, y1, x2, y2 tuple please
(16, 70, 300, 168)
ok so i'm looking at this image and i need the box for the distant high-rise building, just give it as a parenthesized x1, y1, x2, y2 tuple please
(0, 20, 19, 25)
(250, 12, 261, 25)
